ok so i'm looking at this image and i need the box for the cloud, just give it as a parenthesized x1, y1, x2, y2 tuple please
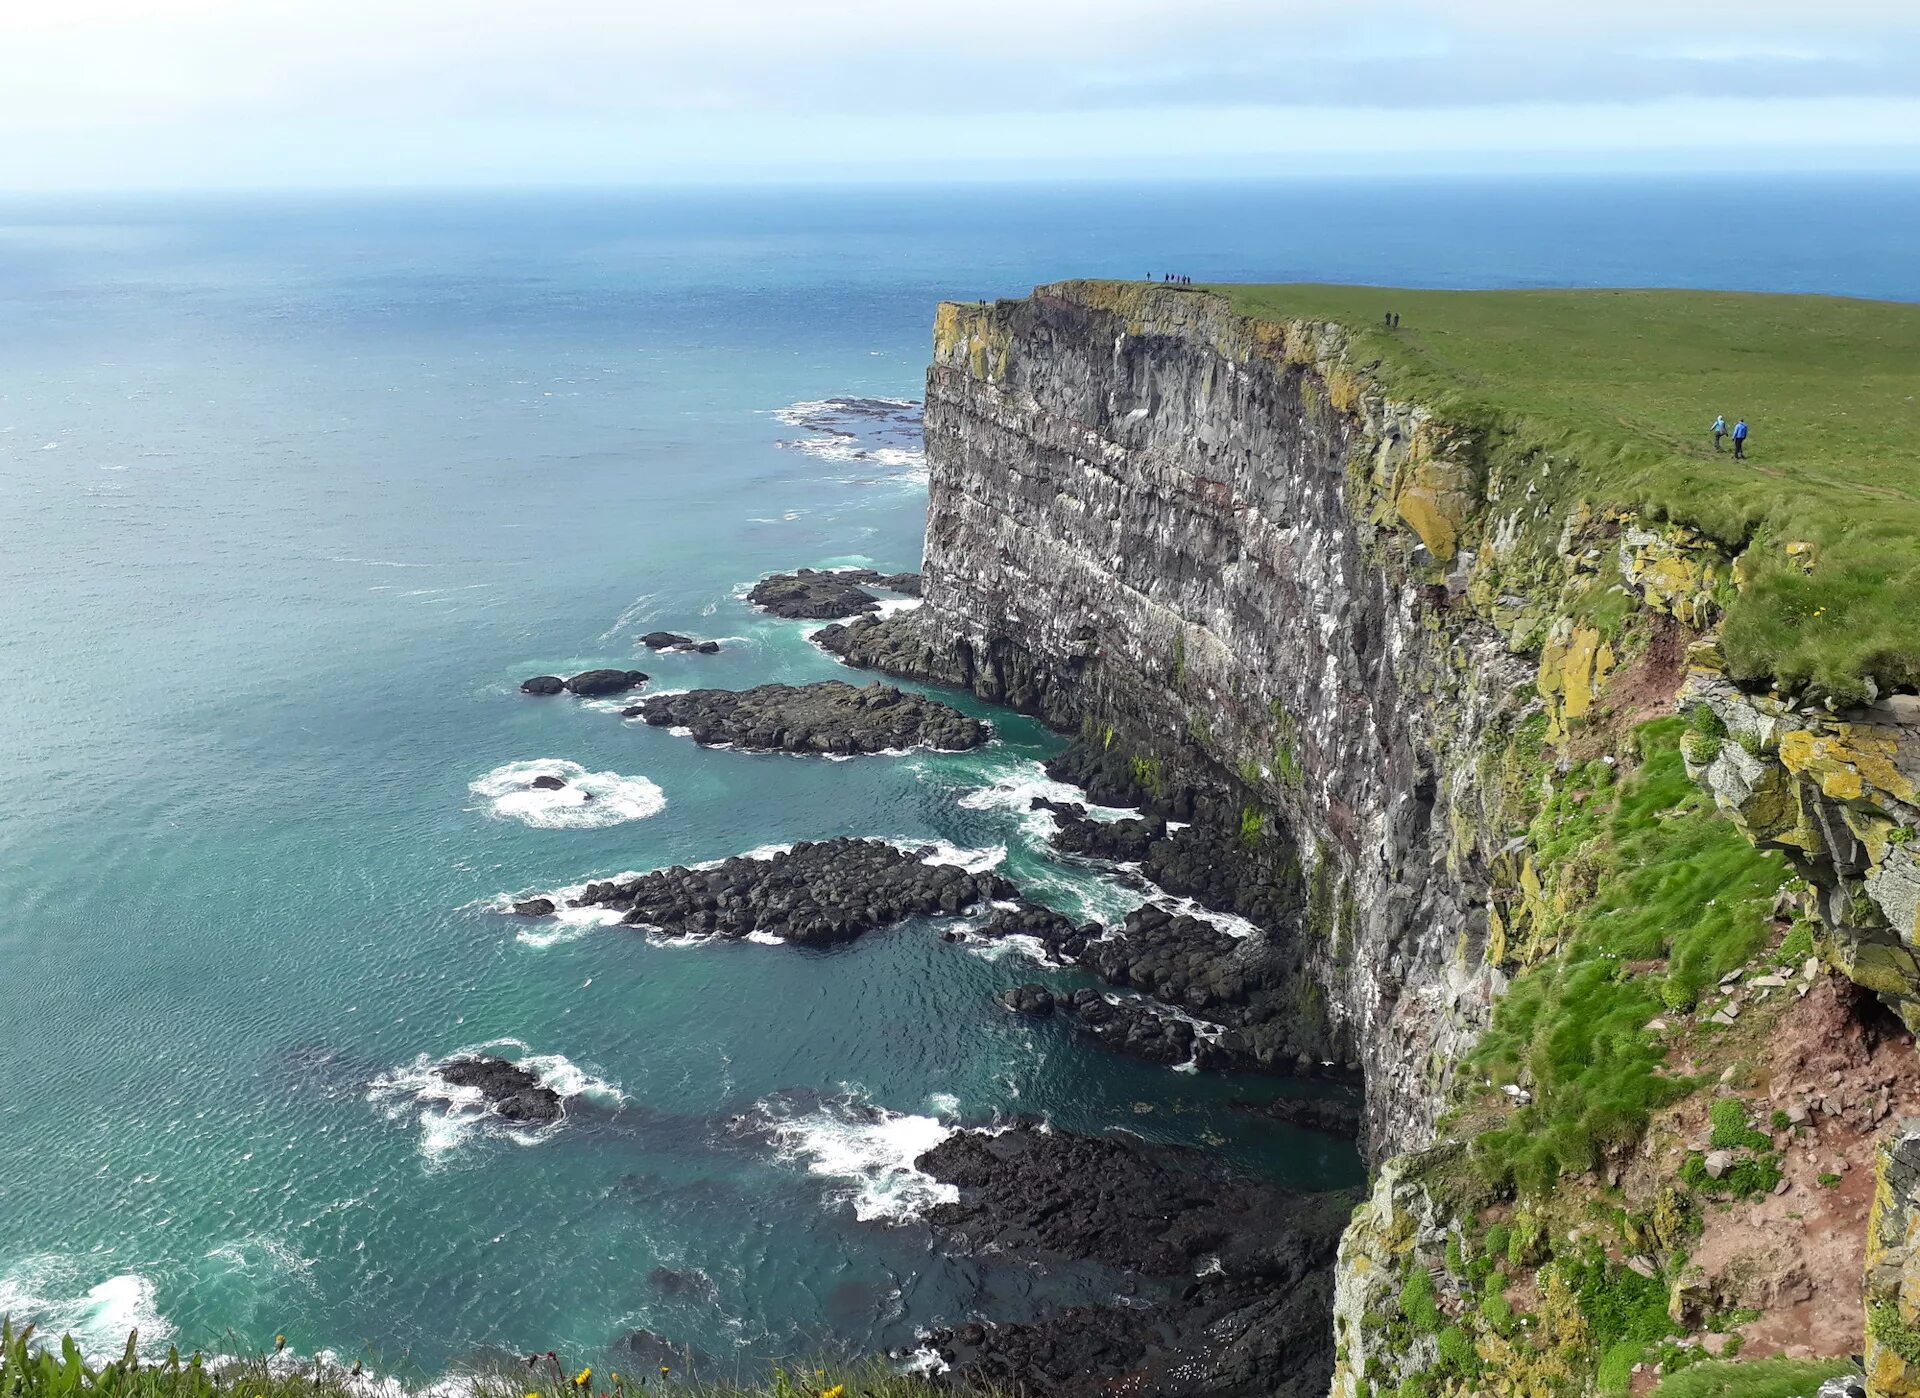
(0, 0, 1916, 186)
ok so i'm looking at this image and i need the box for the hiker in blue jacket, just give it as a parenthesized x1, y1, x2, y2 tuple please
(1711, 414, 1726, 451)
(1732, 418, 1749, 459)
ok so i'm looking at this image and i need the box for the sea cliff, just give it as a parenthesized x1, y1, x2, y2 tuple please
(830, 280, 1920, 1396)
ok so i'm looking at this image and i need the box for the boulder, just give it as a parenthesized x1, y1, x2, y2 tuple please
(564, 668, 649, 696)
(529, 774, 567, 791)
(1000, 983, 1057, 1017)
(520, 675, 565, 695)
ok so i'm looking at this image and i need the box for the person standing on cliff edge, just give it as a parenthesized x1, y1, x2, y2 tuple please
(1732, 418, 1749, 459)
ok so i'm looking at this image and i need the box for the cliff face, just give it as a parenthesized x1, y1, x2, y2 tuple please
(862, 280, 1920, 1397)
(914, 285, 1520, 1158)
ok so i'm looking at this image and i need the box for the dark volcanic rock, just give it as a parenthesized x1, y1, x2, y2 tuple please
(646, 1267, 719, 1303)
(999, 983, 1056, 1017)
(511, 897, 556, 917)
(534, 838, 1015, 947)
(747, 568, 920, 620)
(1080, 905, 1348, 1075)
(520, 675, 565, 695)
(640, 631, 723, 653)
(435, 1055, 562, 1123)
(972, 902, 1099, 960)
(638, 680, 986, 755)
(913, 1124, 1356, 1398)
(971, 899, 1350, 1074)
(529, 774, 567, 791)
(564, 668, 650, 697)
(1051, 987, 1215, 1067)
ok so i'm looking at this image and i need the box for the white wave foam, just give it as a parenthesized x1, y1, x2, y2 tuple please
(885, 838, 1006, 874)
(956, 760, 1141, 840)
(599, 591, 660, 643)
(763, 1092, 956, 1223)
(468, 759, 665, 829)
(0, 1256, 174, 1358)
(366, 1039, 622, 1163)
(769, 396, 918, 429)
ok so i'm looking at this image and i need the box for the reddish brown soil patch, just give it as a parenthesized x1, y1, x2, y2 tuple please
(1662, 977, 1918, 1361)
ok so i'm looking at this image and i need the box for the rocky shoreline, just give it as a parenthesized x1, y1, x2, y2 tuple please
(910, 1124, 1358, 1398)
(633, 680, 987, 755)
(495, 552, 1364, 1389)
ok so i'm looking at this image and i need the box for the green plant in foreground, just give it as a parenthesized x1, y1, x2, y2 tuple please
(1707, 1099, 1768, 1152)
(0, 1325, 974, 1398)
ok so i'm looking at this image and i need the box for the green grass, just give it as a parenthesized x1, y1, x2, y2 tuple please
(0, 1326, 977, 1398)
(1464, 718, 1789, 1195)
(1159, 282, 1920, 701)
(1647, 1355, 1856, 1398)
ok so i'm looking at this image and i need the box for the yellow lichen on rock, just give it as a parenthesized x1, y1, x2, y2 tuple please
(1865, 1123, 1920, 1398)
(1393, 432, 1479, 563)
(1779, 727, 1918, 807)
(1616, 521, 1728, 629)
(1537, 621, 1615, 742)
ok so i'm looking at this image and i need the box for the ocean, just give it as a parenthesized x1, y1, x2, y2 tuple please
(2, 176, 1917, 1379)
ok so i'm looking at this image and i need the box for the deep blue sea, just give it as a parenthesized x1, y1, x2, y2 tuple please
(3, 177, 1917, 1382)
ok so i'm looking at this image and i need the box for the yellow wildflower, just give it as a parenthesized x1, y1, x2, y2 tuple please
(820, 1386, 845, 1398)
(274, 1336, 287, 1353)
(575, 1369, 593, 1388)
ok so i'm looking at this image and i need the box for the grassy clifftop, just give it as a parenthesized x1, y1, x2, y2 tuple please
(1092, 281, 1920, 702)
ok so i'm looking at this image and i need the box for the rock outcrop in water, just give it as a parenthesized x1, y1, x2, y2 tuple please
(435, 1055, 563, 1123)
(523, 669, 650, 697)
(636, 680, 986, 755)
(748, 568, 920, 620)
(640, 631, 722, 653)
(524, 838, 1014, 946)
(564, 668, 650, 696)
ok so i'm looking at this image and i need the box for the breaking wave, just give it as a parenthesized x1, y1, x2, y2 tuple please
(468, 759, 665, 829)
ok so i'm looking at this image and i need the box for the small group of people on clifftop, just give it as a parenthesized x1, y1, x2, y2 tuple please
(1153, 272, 1193, 285)
(1711, 413, 1752, 459)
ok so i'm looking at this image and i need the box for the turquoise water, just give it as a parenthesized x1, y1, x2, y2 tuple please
(3, 179, 1918, 1379)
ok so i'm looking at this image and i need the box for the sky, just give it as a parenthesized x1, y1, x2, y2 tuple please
(1, 0, 1918, 190)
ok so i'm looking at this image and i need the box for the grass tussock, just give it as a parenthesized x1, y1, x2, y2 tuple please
(1189, 282, 1920, 702)
(0, 1325, 974, 1398)
(1463, 717, 1789, 1195)
(1647, 1355, 1856, 1398)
